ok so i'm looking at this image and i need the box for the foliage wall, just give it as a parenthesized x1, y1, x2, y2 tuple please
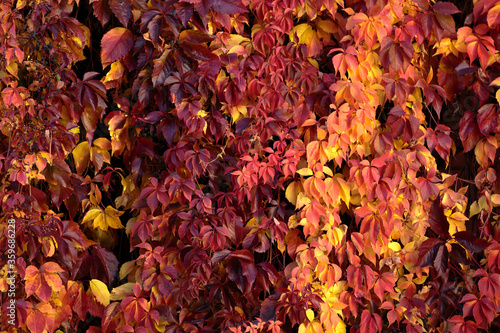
(1, 0, 500, 332)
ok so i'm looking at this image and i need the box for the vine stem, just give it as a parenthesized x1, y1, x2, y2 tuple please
(7, 124, 12, 157)
(456, 177, 474, 185)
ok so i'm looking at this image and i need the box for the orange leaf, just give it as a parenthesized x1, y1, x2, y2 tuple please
(26, 311, 46, 333)
(2, 87, 23, 107)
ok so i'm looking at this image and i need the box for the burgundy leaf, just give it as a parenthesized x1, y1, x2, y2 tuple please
(418, 238, 445, 267)
(428, 198, 450, 239)
(180, 42, 218, 62)
(179, 30, 215, 44)
(433, 1, 460, 15)
(455, 231, 490, 253)
(211, 250, 231, 263)
(433, 244, 449, 278)
(109, 0, 132, 27)
(211, 0, 247, 14)
(101, 27, 134, 68)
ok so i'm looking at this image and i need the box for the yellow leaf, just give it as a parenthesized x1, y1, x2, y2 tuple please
(103, 206, 125, 229)
(306, 309, 315, 321)
(327, 226, 346, 247)
(83, 206, 124, 231)
(470, 201, 480, 217)
(119, 260, 136, 280)
(296, 192, 312, 209)
(6, 60, 18, 77)
(102, 61, 125, 88)
(234, 306, 245, 316)
(323, 166, 333, 177)
(434, 38, 459, 57)
(334, 320, 346, 333)
(82, 207, 102, 224)
(288, 215, 300, 228)
(308, 58, 320, 69)
(72, 141, 90, 175)
(246, 217, 258, 227)
(450, 212, 468, 221)
(299, 26, 316, 45)
(299, 322, 324, 333)
(221, 34, 250, 55)
(110, 282, 135, 301)
(286, 181, 303, 206)
(69, 127, 80, 135)
(229, 105, 247, 123)
(388, 241, 401, 252)
(297, 168, 314, 177)
(479, 196, 490, 212)
(335, 176, 350, 207)
(89, 279, 110, 306)
(448, 211, 467, 235)
(290, 23, 311, 43)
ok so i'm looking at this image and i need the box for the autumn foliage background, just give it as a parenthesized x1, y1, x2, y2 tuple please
(3, 0, 500, 331)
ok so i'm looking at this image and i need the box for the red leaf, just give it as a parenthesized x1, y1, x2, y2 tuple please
(459, 111, 482, 153)
(374, 272, 396, 302)
(433, 1, 460, 15)
(211, 0, 247, 14)
(228, 249, 254, 262)
(101, 27, 134, 68)
(109, 0, 132, 27)
(2, 87, 23, 107)
(477, 104, 498, 136)
(91, 0, 112, 26)
(478, 272, 500, 299)
(449, 315, 479, 333)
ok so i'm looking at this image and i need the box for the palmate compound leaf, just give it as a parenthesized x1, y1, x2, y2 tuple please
(83, 206, 125, 231)
(101, 27, 133, 68)
(418, 238, 445, 267)
(89, 279, 110, 306)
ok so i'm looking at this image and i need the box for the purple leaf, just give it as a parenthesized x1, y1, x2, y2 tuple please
(455, 231, 490, 252)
